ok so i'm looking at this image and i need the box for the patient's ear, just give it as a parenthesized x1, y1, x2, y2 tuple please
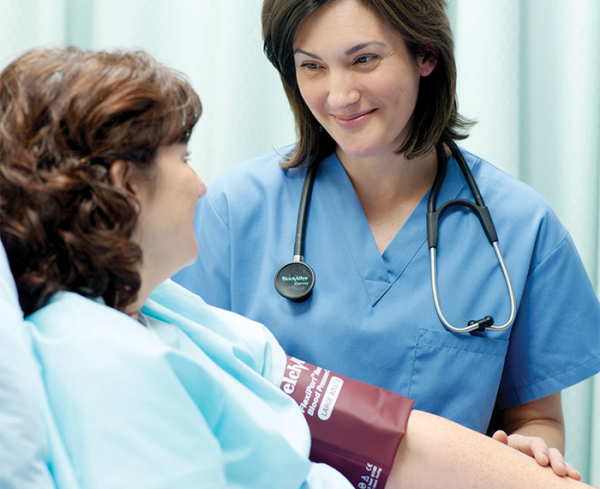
(109, 160, 137, 195)
(109, 160, 154, 204)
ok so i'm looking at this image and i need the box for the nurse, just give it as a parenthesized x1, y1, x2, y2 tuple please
(174, 0, 600, 477)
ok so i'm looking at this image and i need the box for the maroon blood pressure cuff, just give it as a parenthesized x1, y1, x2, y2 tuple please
(280, 355, 414, 488)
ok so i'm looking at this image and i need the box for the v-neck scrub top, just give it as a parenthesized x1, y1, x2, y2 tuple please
(174, 145, 600, 434)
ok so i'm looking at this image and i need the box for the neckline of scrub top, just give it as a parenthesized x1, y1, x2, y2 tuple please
(319, 150, 468, 307)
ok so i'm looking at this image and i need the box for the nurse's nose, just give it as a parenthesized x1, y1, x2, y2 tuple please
(327, 71, 360, 111)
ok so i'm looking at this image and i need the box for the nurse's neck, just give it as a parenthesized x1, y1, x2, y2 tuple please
(337, 147, 439, 254)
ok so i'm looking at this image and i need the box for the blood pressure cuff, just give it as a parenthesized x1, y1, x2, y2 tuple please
(280, 356, 414, 488)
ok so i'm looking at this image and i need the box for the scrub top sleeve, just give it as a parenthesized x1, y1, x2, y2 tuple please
(497, 233, 600, 409)
(173, 193, 232, 310)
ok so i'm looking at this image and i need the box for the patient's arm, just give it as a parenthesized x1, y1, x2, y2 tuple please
(491, 391, 580, 479)
(386, 410, 591, 489)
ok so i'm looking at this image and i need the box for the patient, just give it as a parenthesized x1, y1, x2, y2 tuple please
(0, 47, 591, 489)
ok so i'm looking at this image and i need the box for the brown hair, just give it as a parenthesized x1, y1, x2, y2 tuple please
(262, 0, 473, 168)
(0, 47, 202, 316)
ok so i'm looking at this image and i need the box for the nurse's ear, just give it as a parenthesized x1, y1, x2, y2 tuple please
(417, 44, 439, 77)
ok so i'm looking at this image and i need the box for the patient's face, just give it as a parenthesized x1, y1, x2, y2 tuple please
(133, 143, 206, 281)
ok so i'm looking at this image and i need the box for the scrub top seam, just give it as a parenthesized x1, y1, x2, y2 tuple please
(382, 237, 428, 292)
(382, 153, 471, 299)
(499, 353, 600, 398)
(526, 230, 570, 278)
(320, 151, 476, 307)
(321, 169, 375, 306)
(204, 192, 229, 229)
(406, 329, 427, 399)
(415, 341, 507, 357)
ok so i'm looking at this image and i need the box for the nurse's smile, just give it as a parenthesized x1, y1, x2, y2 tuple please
(292, 0, 434, 160)
(331, 109, 377, 129)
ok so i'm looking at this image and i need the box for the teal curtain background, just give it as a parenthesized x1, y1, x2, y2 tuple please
(1, 0, 598, 484)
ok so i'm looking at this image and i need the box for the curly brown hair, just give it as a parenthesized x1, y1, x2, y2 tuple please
(0, 47, 202, 316)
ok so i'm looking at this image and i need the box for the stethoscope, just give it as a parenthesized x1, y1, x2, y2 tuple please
(274, 142, 517, 334)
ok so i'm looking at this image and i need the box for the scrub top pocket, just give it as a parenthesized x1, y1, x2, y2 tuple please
(408, 328, 509, 433)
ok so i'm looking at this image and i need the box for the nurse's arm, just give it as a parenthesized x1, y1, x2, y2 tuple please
(385, 409, 591, 489)
(492, 392, 580, 479)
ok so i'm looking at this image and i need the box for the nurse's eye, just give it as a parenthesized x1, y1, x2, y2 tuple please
(300, 62, 322, 71)
(355, 54, 377, 65)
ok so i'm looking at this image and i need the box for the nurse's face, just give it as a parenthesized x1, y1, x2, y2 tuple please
(293, 0, 436, 160)
(133, 143, 206, 280)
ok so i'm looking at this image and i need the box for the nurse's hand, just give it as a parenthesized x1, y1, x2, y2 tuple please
(492, 430, 581, 480)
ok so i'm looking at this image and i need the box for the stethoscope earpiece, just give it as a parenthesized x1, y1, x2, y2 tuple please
(274, 261, 315, 302)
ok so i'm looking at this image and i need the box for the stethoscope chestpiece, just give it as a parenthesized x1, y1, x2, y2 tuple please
(274, 260, 315, 302)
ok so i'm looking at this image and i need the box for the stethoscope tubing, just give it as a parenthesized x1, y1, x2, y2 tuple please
(293, 160, 320, 262)
(428, 142, 516, 333)
(429, 242, 516, 333)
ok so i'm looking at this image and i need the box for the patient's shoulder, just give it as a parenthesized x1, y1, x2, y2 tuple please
(28, 292, 148, 347)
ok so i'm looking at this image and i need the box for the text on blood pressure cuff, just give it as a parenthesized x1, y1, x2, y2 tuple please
(280, 355, 414, 488)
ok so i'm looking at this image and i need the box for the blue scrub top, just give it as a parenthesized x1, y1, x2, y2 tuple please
(174, 145, 600, 434)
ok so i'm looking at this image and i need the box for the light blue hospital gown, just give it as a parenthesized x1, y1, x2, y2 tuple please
(0, 240, 352, 489)
(174, 145, 600, 434)
(0, 245, 54, 488)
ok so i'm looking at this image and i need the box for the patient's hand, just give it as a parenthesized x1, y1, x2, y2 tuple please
(492, 430, 581, 480)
